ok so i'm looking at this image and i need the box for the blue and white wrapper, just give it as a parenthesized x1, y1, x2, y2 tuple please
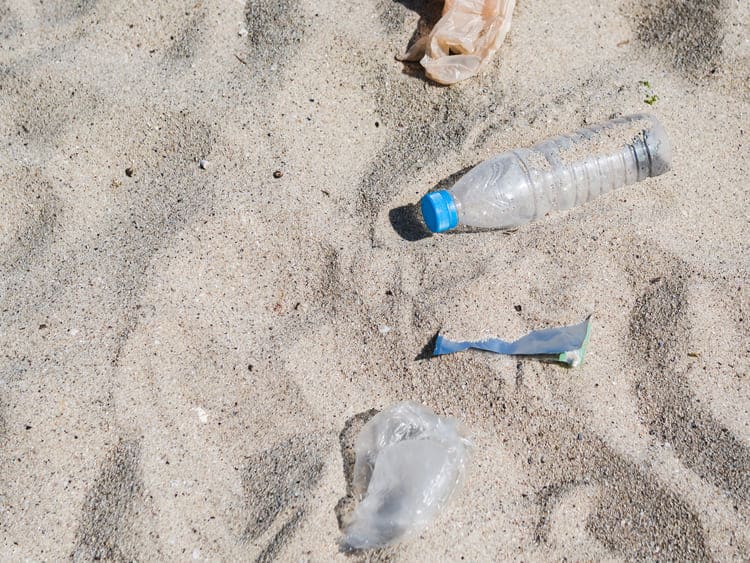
(433, 316, 592, 367)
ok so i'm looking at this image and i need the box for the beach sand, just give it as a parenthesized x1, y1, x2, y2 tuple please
(1, 0, 748, 560)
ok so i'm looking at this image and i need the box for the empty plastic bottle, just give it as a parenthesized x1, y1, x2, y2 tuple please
(420, 113, 672, 233)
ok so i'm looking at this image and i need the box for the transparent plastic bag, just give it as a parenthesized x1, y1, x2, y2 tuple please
(343, 401, 472, 549)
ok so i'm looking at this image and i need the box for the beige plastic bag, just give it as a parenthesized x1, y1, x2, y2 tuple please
(400, 0, 515, 85)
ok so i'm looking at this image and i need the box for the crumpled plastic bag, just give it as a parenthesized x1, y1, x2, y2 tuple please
(342, 401, 472, 549)
(400, 0, 516, 85)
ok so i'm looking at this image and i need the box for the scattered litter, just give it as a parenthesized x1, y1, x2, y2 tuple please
(238, 23, 248, 37)
(420, 114, 672, 233)
(198, 159, 209, 170)
(433, 316, 593, 367)
(399, 0, 515, 85)
(343, 401, 472, 550)
(378, 325, 391, 335)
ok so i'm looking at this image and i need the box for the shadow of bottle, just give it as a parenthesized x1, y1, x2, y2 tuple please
(388, 204, 432, 242)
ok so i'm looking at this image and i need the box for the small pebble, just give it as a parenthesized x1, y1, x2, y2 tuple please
(199, 159, 209, 170)
(195, 407, 208, 424)
(125, 167, 134, 177)
(273, 170, 283, 179)
(514, 304, 522, 312)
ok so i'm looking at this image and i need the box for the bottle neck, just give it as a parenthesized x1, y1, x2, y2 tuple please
(451, 194, 464, 220)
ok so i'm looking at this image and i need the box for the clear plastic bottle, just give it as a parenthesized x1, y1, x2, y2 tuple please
(420, 113, 672, 233)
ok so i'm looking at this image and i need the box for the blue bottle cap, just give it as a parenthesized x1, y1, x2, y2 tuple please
(420, 190, 458, 233)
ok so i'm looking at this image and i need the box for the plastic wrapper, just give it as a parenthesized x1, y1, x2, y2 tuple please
(343, 401, 472, 549)
(400, 0, 516, 84)
(434, 316, 592, 367)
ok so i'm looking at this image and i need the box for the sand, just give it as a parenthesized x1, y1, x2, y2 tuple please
(0, 0, 748, 560)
